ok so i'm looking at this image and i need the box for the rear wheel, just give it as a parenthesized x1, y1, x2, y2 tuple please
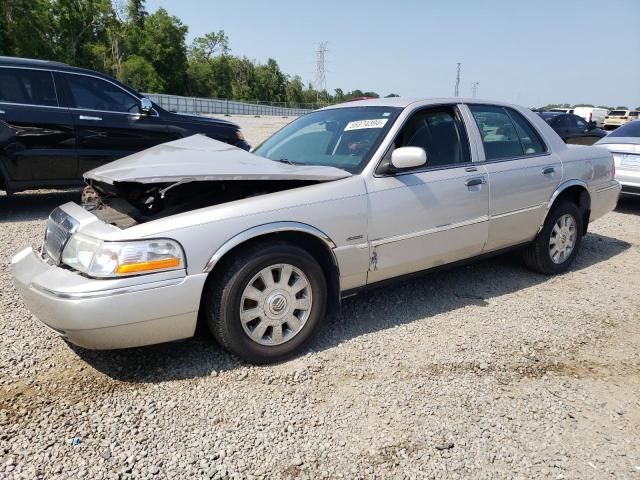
(523, 201, 583, 275)
(203, 241, 327, 364)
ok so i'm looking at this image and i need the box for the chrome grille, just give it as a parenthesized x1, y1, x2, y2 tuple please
(43, 207, 79, 264)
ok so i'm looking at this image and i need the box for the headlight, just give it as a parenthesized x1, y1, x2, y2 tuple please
(61, 234, 185, 278)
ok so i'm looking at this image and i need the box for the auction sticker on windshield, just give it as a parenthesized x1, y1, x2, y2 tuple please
(344, 119, 388, 131)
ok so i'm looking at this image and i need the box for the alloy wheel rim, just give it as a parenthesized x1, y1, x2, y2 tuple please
(549, 213, 577, 264)
(239, 263, 312, 346)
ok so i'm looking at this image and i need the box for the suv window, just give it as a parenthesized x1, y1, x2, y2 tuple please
(573, 115, 587, 130)
(391, 107, 470, 168)
(470, 105, 545, 160)
(0, 68, 58, 106)
(66, 74, 140, 113)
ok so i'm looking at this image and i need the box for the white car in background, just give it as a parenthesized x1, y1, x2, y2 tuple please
(595, 120, 640, 196)
(573, 107, 608, 128)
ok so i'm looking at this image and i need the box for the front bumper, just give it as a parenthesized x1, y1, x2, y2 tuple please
(11, 247, 208, 349)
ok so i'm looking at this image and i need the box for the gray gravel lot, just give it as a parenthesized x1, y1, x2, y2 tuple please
(1, 117, 639, 479)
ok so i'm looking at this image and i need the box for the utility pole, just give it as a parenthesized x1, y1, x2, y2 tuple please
(315, 42, 328, 104)
(472, 81, 480, 98)
(454, 62, 461, 97)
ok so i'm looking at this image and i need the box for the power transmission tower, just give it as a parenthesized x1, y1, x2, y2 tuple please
(315, 42, 328, 104)
(472, 81, 480, 98)
(454, 62, 461, 97)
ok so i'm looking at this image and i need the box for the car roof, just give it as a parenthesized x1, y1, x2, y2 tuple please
(0, 56, 120, 79)
(323, 97, 519, 110)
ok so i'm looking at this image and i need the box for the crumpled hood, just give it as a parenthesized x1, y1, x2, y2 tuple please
(84, 134, 352, 184)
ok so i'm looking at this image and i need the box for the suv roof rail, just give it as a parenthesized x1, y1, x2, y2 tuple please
(0, 56, 68, 67)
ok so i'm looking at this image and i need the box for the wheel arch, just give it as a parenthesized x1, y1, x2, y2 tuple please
(541, 180, 591, 235)
(201, 222, 341, 317)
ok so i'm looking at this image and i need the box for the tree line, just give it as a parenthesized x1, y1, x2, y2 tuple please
(541, 103, 640, 111)
(0, 0, 397, 106)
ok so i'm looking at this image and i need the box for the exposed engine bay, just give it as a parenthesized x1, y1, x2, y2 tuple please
(82, 179, 319, 229)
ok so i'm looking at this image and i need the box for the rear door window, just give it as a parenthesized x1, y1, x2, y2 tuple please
(469, 105, 546, 160)
(0, 67, 58, 106)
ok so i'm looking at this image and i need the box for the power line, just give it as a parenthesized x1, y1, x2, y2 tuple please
(472, 81, 480, 98)
(315, 42, 328, 103)
(454, 62, 461, 97)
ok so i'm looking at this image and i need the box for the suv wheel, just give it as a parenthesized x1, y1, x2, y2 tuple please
(203, 241, 327, 364)
(523, 201, 583, 275)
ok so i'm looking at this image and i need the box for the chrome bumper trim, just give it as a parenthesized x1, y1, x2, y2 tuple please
(31, 277, 186, 300)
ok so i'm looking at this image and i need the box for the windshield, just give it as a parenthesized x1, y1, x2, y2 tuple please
(253, 107, 401, 173)
(609, 110, 626, 116)
(606, 121, 640, 138)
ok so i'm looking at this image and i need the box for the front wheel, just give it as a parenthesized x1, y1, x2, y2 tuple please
(523, 201, 583, 275)
(203, 242, 327, 364)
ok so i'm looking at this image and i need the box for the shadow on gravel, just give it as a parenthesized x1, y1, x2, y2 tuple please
(615, 196, 639, 215)
(73, 232, 630, 383)
(0, 190, 81, 222)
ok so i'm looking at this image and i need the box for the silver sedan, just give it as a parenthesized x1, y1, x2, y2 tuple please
(12, 98, 621, 363)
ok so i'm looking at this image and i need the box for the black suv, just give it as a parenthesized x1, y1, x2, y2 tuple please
(0, 56, 250, 193)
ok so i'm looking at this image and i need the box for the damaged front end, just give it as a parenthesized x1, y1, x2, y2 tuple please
(80, 134, 352, 229)
(81, 178, 322, 229)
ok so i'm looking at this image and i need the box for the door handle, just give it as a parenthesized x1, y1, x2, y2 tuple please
(465, 177, 484, 187)
(542, 167, 555, 175)
(465, 166, 478, 172)
(79, 115, 102, 121)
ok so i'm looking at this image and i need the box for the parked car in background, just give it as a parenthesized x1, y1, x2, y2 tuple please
(573, 107, 608, 128)
(12, 98, 620, 363)
(538, 112, 607, 145)
(595, 120, 640, 197)
(0, 56, 250, 194)
(603, 109, 640, 130)
(549, 108, 574, 114)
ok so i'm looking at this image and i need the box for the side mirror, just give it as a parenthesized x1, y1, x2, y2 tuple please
(587, 120, 597, 130)
(390, 147, 427, 171)
(140, 97, 153, 115)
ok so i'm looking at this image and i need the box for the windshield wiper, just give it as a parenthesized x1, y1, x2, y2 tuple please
(274, 158, 300, 166)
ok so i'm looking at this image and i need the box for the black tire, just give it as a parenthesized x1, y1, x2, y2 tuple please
(523, 201, 583, 275)
(203, 241, 327, 364)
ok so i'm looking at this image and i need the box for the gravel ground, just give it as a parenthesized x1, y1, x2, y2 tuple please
(1, 118, 639, 479)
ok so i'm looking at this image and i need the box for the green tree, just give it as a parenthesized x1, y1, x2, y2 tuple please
(119, 54, 164, 92)
(253, 58, 287, 102)
(286, 76, 305, 106)
(191, 30, 229, 60)
(333, 88, 345, 103)
(0, 0, 54, 59)
(385, 93, 400, 97)
(50, 0, 114, 68)
(615, 106, 629, 109)
(136, 8, 188, 94)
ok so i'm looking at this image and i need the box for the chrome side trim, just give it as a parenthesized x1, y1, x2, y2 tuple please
(31, 276, 186, 300)
(491, 204, 542, 219)
(595, 181, 621, 193)
(203, 222, 337, 273)
(371, 215, 489, 247)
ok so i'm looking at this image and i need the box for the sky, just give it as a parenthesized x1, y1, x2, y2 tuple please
(146, 0, 640, 108)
